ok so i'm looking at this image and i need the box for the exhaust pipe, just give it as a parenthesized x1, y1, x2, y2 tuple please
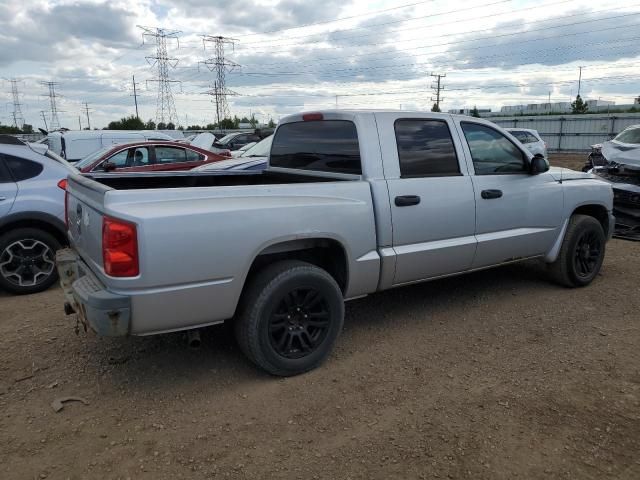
(186, 329, 201, 349)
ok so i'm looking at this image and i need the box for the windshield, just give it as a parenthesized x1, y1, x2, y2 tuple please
(73, 146, 113, 169)
(614, 127, 640, 144)
(218, 133, 238, 144)
(242, 135, 273, 157)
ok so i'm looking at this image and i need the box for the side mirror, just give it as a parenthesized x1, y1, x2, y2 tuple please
(530, 154, 549, 175)
(102, 161, 116, 172)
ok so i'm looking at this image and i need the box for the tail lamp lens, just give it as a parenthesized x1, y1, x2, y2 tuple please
(102, 217, 139, 277)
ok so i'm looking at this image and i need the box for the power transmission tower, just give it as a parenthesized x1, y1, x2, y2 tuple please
(9, 79, 25, 129)
(430, 73, 446, 112)
(83, 102, 91, 130)
(138, 26, 181, 125)
(200, 35, 239, 125)
(40, 81, 62, 130)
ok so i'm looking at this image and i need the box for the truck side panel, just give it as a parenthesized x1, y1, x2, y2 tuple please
(73, 180, 380, 335)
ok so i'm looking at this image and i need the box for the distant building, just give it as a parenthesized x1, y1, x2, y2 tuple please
(447, 108, 492, 115)
(498, 99, 615, 115)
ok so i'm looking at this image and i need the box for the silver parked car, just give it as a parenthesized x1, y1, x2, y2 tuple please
(506, 128, 548, 158)
(0, 135, 75, 294)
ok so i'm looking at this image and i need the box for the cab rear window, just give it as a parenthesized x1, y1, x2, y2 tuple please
(270, 120, 361, 175)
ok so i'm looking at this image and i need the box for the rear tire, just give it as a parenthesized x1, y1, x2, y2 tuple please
(235, 260, 344, 376)
(548, 214, 606, 287)
(0, 228, 61, 295)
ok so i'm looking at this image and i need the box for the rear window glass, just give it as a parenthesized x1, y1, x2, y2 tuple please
(270, 120, 361, 174)
(2, 154, 43, 181)
(394, 119, 460, 177)
(0, 159, 12, 183)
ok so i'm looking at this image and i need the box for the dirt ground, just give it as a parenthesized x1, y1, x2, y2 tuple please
(2, 154, 639, 480)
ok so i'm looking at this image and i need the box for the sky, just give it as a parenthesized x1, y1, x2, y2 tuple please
(0, 0, 639, 129)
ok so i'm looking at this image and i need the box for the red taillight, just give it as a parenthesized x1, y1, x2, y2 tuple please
(58, 179, 69, 227)
(303, 113, 323, 121)
(102, 217, 139, 277)
(57, 179, 67, 190)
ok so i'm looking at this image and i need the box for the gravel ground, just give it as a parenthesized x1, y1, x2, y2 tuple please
(1, 154, 639, 479)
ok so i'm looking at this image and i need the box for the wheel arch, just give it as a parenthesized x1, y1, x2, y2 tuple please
(244, 237, 350, 296)
(0, 212, 67, 246)
(572, 203, 610, 237)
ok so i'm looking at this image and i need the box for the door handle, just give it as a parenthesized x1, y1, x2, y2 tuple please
(395, 195, 421, 207)
(481, 189, 503, 200)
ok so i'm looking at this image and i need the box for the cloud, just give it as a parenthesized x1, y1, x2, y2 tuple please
(434, 7, 640, 69)
(0, 2, 137, 66)
(173, 0, 351, 32)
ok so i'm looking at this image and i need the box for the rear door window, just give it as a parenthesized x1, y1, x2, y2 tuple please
(394, 119, 460, 177)
(2, 154, 44, 181)
(270, 120, 361, 174)
(185, 149, 204, 162)
(155, 146, 188, 164)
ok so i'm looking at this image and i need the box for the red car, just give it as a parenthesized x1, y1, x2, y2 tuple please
(73, 141, 228, 173)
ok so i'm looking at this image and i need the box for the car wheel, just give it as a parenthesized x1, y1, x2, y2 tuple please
(0, 228, 61, 295)
(548, 214, 606, 287)
(235, 260, 344, 376)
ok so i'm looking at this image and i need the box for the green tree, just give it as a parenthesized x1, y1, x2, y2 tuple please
(571, 95, 588, 114)
(205, 123, 216, 130)
(0, 123, 21, 134)
(166, 122, 175, 130)
(144, 119, 156, 130)
(187, 125, 202, 130)
(157, 122, 167, 130)
(108, 115, 145, 130)
(22, 124, 34, 134)
(431, 103, 441, 112)
(217, 118, 236, 129)
(233, 115, 240, 128)
(268, 118, 276, 128)
(470, 106, 481, 118)
(240, 116, 250, 124)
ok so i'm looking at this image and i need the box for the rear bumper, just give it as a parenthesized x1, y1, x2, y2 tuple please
(56, 248, 131, 336)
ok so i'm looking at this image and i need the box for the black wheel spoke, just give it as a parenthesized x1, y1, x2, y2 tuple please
(268, 286, 331, 359)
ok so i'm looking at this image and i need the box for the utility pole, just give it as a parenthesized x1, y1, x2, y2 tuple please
(138, 26, 181, 125)
(200, 35, 239, 126)
(78, 116, 82, 130)
(83, 102, 91, 130)
(8, 79, 25, 129)
(430, 73, 446, 111)
(131, 75, 140, 120)
(577, 66, 585, 97)
(40, 81, 62, 130)
(40, 110, 48, 130)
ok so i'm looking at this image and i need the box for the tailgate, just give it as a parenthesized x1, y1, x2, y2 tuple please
(66, 174, 111, 274)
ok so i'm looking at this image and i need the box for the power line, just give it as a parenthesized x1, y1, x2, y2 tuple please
(138, 26, 181, 125)
(40, 81, 62, 130)
(200, 35, 240, 124)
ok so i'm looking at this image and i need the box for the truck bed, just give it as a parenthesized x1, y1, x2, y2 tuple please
(84, 169, 348, 190)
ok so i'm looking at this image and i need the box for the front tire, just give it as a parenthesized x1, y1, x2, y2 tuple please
(548, 214, 606, 287)
(0, 228, 61, 295)
(235, 260, 344, 376)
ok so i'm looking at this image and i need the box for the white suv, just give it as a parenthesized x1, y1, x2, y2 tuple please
(0, 135, 75, 294)
(506, 128, 548, 158)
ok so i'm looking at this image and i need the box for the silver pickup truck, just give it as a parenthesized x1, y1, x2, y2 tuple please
(57, 110, 614, 376)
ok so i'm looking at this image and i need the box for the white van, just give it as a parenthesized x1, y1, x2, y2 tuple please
(47, 130, 174, 163)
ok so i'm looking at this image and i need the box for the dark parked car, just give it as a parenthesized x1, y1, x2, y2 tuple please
(74, 141, 227, 173)
(217, 129, 274, 151)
